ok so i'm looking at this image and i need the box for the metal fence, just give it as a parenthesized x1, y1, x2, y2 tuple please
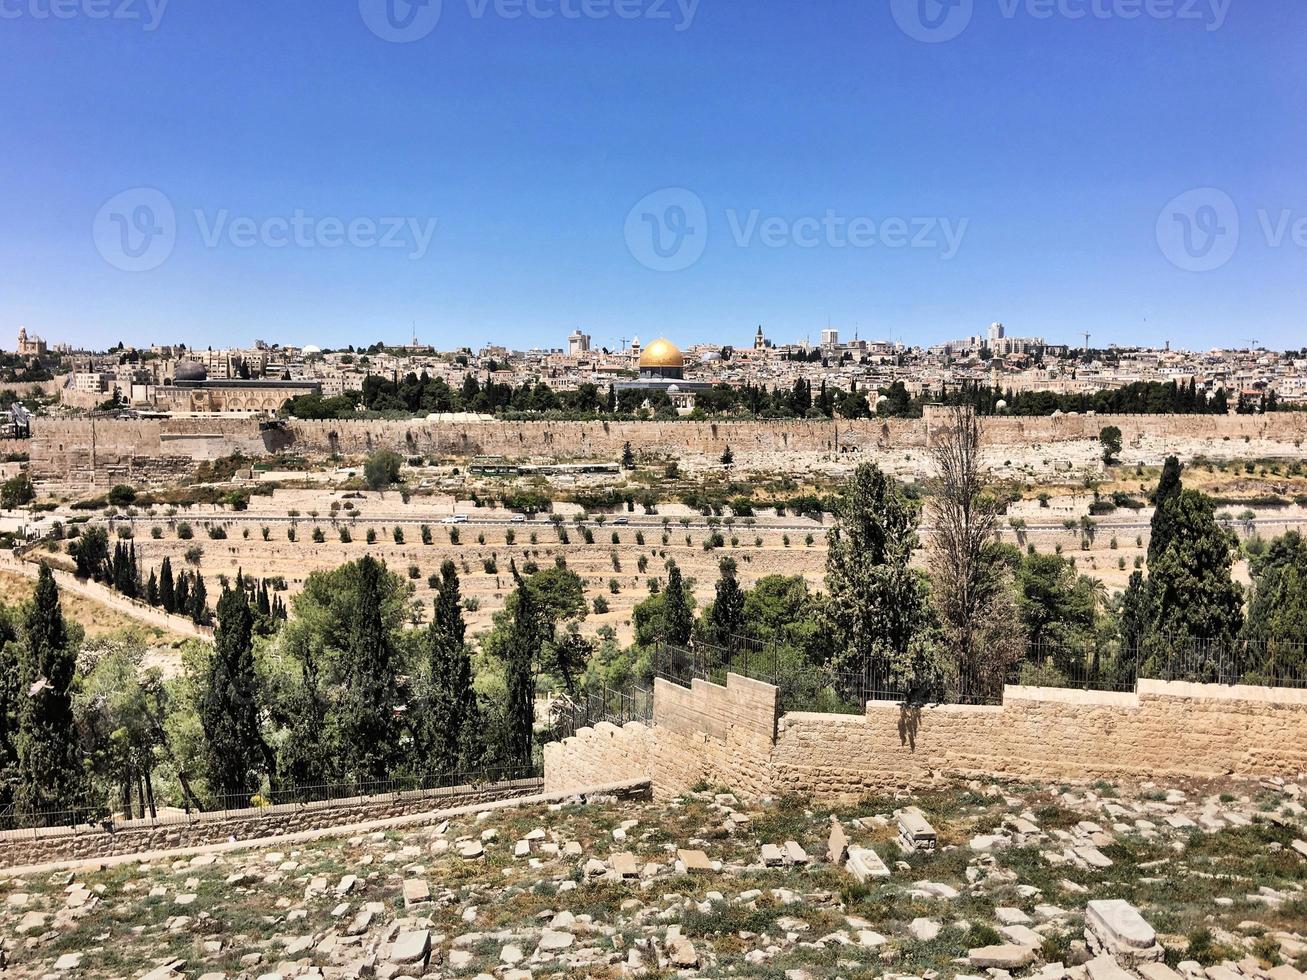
(652, 632, 1307, 715)
(549, 684, 653, 741)
(0, 764, 542, 834)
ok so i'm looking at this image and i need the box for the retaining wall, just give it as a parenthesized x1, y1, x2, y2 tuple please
(30, 413, 1307, 488)
(0, 777, 544, 869)
(544, 674, 1307, 802)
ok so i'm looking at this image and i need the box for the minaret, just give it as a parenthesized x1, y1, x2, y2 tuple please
(754, 325, 765, 351)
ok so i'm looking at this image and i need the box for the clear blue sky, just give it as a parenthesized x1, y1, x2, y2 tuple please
(1, 0, 1303, 353)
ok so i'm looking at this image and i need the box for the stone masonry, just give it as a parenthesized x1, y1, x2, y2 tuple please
(544, 675, 1307, 802)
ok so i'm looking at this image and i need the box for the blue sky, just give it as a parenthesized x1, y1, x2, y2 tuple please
(1, 0, 1303, 353)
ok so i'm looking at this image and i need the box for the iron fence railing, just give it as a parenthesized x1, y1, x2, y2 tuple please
(0, 764, 541, 834)
(550, 685, 653, 740)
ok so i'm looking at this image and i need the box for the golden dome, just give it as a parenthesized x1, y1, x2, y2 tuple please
(639, 338, 684, 370)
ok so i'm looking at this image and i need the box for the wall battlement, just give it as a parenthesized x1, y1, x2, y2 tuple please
(544, 674, 1307, 801)
(29, 413, 1307, 489)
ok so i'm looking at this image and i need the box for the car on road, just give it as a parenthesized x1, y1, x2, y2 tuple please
(440, 515, 469, 525)
(611, 517, 629, 525)
(511, 514, 527, 523)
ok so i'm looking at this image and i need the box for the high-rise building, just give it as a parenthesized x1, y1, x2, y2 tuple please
(567, 329, 591, 356)
(821, 328, 839, 347)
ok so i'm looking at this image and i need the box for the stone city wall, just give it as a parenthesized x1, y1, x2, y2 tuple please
(0, 778, 546, 870)
(544, 674, 1307, 802)
(29, 412, 1307, 488)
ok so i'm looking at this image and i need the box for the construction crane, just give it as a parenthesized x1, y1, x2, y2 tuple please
(1243, 338, 1260, 351)
(1081, 331, 1092, 353)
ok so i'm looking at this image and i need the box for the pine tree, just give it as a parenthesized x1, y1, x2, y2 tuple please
(424, 561, 479, 771)
(200, 585, 268, 805)
(663, 561, 693, 645)
(621, 441, 635, 469)
(335, 556, 401, 781)
(15, 566, 84, 820)
(158, 558, 175, 613)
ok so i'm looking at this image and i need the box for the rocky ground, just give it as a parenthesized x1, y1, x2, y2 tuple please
(2, 776, 1305, 980)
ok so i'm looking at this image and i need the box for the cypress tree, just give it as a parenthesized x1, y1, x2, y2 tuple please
(503, 562, 541, 767)
(663, 561, 693, 646)
(146, 570, 158, 607)
(200, 585, 268, 805)
(15, 566, 84, 820)
(175, 571, 190, 616)
(188, 574, 208, 625)
(1147, 455, 1184, 564)
(336, 556, 401, 781)
(425, 561, 479, 771)
(707, 557, 745, 646)
(158, 558, 175, 613)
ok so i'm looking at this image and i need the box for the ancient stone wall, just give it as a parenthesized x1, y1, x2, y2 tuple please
(30, 413, 1307, 488)
(0, 778, 545, 869)
(543, 675, 1307, 802)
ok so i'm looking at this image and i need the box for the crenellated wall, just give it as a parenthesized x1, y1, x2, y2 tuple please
(544, 674, 1307, 802)
(29, 412, 1307, 489)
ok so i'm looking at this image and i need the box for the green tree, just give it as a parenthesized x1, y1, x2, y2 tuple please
(1099, 425, 1122, 465)
(703, 557, 745, 646)
(825, 463, 936, 684)
(1145, 488, 1244, 662)
(0, 604, 21, 816)
(499, 562, 542, 766)
(333, 556, 403, 781)
(1147, 455, 1184, 563)
(72, 526, 110, 580)
(363, 449, 403, 491)
(75, 638, 169, 820)
(158, 557, 175, 613)
(0, 474, 34, 509)
(274, 556, 415, 787)
(621, 441, 635, 469)
(423, 561, 480, 771)
(1242, 532, 1307, 681)
(15, 566, 85, 819)
(663, 561, 693, 646)
(198, 585, 268, 804)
